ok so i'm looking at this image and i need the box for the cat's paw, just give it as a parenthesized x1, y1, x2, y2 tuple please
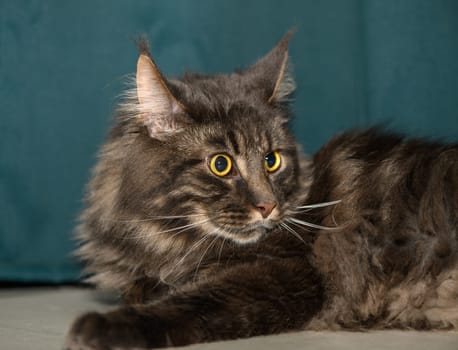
(64, 310, 157, 350)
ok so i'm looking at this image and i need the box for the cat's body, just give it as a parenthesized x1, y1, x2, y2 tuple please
(65, 35, 458, 349)
(309, 130, 458, 329)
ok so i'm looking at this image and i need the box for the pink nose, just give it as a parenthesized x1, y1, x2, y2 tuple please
(255, 202, 277, 218)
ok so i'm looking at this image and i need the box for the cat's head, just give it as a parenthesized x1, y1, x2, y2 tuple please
(106, 33, 311, 245)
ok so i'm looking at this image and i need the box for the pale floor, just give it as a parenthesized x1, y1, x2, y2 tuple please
(0, 287, 457, 350)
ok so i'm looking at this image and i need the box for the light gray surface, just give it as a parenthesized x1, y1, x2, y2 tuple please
(0, 287, 457, 350)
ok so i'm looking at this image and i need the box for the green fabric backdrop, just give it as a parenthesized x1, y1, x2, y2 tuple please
(1, 0, 457, 282)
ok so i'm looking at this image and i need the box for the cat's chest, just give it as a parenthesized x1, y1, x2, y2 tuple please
(147, 231, 309, 286)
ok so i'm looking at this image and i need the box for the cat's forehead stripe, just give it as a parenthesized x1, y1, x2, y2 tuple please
(227, 130, 240, 154)
(207, 136, 227, 149)
(234, 157, 249, 179)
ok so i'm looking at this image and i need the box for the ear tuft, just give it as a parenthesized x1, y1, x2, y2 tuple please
(135, 36, 150, 56)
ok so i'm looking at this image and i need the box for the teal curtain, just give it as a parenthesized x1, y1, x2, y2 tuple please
(1, 0, 457, 282)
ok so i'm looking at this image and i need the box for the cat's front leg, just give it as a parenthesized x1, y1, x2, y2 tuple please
(64, 258, 323, 349)
(64, 307, 169, 350)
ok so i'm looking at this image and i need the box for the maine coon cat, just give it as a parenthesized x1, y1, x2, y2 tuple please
(65, 33, 458, 349)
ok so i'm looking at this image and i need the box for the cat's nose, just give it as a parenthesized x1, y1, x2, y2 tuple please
(255, 202, 277, 218)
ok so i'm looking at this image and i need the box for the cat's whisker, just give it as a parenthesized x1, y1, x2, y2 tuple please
(178, 235, 209, 263)
(217, 237, 227, 266)
(193, 234, 220, 281)
(107, 213, 206, 223)
(286, 218, 314, 233)
(287, 217, 339, 231)
(331, 211, 339, 227)
(295, 200, 341, 210)
(156, 218, 211, 235)
(162, 235, 210, 284)
(279, 222, 307, 245)
(162, 222, 205, 242)
(288, 208, 314, 214)
(289, 210, 327, 216)
(124, 218, 211, 241)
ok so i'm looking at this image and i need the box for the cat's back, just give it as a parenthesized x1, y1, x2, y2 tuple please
(307, 128, 458, 330)
(311, 128, 457, 209)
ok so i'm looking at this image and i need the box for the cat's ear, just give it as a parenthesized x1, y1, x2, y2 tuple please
(245, 31, 295, 104)
(136, 43, 189, 140)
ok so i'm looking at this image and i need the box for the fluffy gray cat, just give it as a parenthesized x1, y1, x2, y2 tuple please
(65, 33, 458, 349)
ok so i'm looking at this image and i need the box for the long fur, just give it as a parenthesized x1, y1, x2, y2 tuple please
(65, 35, 458, 350)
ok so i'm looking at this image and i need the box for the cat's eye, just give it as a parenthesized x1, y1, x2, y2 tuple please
(209, 154, 232, 177)
(264, 151, 281, 173)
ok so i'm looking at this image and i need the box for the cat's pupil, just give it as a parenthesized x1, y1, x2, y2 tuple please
(215, 156, 228, 172)
(265, 153, 276, 168)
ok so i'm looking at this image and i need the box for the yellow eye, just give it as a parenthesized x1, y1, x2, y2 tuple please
(264, 151, 281, 173)
(209, 154, 232, 177)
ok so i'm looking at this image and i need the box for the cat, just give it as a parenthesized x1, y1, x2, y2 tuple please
(65, 33, 458, 349)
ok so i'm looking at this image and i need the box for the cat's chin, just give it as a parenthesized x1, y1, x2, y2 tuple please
(207, 222, 275, 245)
(218, 229, 265, 245)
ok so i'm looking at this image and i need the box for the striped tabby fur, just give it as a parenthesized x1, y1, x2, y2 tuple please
(65, 34, 458, 349)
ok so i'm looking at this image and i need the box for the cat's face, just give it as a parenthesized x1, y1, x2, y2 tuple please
(115, 34, 309, 245)
(191, 118, 299, 244)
